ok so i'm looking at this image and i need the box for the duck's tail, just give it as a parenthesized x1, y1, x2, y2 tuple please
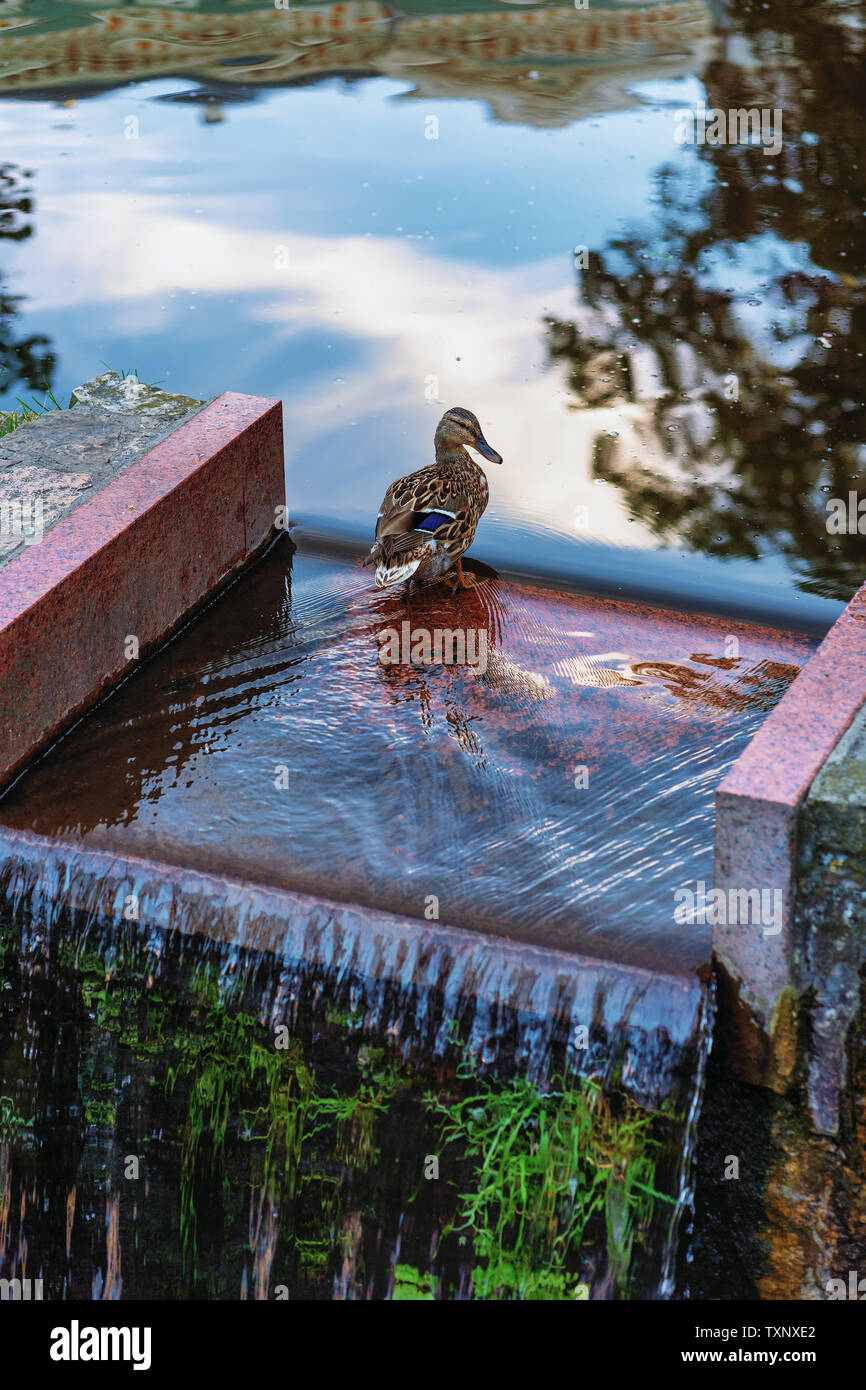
(375, 555, 422, 589)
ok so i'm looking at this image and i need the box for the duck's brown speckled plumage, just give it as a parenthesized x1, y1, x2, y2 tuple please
(366, 407, 502, 589)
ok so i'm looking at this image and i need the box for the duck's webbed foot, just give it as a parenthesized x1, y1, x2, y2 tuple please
(448, 558, 475, 590)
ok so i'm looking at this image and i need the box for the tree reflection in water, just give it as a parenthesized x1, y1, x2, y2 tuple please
(0, 163, 56, 398)
(545, 0, 866, 604)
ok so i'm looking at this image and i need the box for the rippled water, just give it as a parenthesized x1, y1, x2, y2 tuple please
(0, 538, 815, 972)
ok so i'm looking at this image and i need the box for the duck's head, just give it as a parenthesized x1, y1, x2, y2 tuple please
(435, 406, 502, 465)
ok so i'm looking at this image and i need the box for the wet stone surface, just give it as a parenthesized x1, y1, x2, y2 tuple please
(0, 372, 206, 570)
(691, 985, 866, 1301)
(795, 704, 866, 1134)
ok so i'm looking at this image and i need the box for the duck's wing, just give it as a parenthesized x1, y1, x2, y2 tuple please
(372, 469, 472, 560)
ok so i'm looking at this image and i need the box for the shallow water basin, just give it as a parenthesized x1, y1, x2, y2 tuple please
(0, 537, 816, 976)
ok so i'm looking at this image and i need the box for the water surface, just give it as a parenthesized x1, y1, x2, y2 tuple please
(0, 0, 863, 620)
(0, 539, 815, 973)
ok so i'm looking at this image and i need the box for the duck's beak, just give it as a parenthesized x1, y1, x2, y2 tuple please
(474, 434, 503, 465)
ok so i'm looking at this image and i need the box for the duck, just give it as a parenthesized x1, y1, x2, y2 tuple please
(365, 407, 502, 590)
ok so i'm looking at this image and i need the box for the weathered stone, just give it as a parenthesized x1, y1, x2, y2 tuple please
(691, 1024, 866, 1298)
(70, 369, 203, 423)
(0, 373, 207, 574)
(713, 573, 866, 1103)
(795, 703, 866, 1135)
(0, 464, 93, 565)
(0, 390, 283, 793)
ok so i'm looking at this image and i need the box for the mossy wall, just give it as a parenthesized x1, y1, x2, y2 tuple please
(0, 906, 689, 1300)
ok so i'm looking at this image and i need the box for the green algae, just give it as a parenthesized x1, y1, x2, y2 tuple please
(392, 1264, 436, 1300)
(0, 1093, 34, 1142)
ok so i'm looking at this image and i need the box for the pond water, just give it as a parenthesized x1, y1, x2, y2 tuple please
(0, 0, 863, 624)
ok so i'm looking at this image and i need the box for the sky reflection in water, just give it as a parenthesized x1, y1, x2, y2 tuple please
(0, 0, 863, 622)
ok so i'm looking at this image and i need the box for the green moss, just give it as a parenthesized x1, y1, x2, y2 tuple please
(162, 1002, 407, 1281)
(392, 1264, 436, 1300)
(0, 1094, 35, 1142)
(167, 1010, 315, 1274)
(3, 926, 680, 1299)
(769, 986, 799, 1089)
(324, 996, 366, 1030)
(83, 1097, 117, 1128)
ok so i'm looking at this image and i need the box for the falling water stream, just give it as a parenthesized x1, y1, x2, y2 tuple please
(0, 858, 714, 1300)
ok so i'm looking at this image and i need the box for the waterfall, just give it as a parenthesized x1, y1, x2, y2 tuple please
(0, 824, 712, 1298)
(0, 825, 708, 1109)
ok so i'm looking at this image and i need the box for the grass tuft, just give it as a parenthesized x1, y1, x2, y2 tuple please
(423, 1045, 675, 1299)
(0, 387, 64, 438)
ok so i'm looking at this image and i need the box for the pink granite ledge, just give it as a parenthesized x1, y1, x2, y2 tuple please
(0, 392, 284, 792)
(714, 577, 866, 1089)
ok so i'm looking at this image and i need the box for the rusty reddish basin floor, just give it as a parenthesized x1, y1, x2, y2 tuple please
(0, 537, 817, 975)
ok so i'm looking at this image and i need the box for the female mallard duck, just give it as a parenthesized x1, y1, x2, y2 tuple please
(365, 406, 502, 590)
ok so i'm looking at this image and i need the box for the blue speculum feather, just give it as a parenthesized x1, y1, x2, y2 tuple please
(415, 512, 451, 532)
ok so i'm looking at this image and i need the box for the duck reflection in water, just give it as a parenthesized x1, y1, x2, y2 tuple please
(370, 571, 554, 742)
